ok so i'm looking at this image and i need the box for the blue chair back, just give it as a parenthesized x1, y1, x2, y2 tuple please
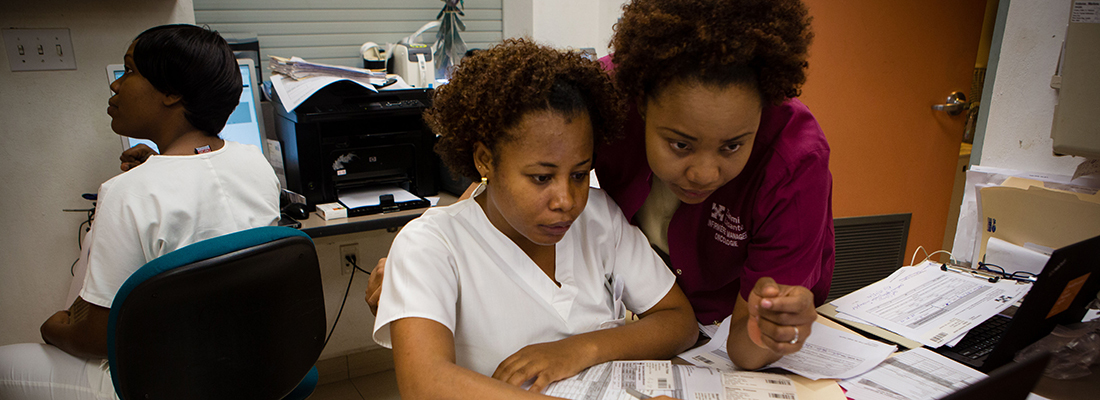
(108, 226, 325, 400)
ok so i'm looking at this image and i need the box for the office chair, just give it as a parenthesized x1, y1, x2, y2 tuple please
(107, 226, 326, 400)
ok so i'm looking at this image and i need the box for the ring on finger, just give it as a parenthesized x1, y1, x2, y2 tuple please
(789, 327, 799, 344)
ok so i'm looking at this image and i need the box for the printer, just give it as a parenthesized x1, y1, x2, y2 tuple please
(272, 81, 437, 216)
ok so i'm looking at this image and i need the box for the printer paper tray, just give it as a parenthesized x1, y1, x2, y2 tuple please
(338, 186, 430, 217)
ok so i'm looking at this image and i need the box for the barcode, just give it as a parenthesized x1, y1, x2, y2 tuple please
(658, 378, 669, 389)
(768, 393, 795, 399)
(692, 355, 715, 365)
(930, 332, 947, 343)
(765, 379, 791, 386)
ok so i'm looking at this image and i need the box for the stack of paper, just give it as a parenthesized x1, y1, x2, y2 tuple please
(269, 56, 385, 81)
(840, 348, 987, 400)
(950, 165, 1100, 265)
(678, 315, 896, 381)
(268, 56, 413, 113)
(830, 261, 1032, 348)
(542, 361, 800, 400)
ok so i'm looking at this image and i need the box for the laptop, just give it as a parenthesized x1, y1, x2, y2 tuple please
(938, 352, 1051, 400)
(934, 234, 1100, 372)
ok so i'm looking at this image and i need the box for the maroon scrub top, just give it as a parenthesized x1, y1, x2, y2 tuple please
(595, 57, 835, 324)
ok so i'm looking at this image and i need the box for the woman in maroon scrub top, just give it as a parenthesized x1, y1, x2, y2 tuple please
(596, 0, 833, 369)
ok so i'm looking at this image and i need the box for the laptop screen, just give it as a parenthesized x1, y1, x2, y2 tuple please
(106, 59, 266, 155)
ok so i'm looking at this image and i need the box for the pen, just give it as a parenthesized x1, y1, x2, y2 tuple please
(625, 387, 652, 399)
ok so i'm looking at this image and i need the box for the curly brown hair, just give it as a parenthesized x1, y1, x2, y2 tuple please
(427, 39, 624, 180)
(611, 0, 813, 106)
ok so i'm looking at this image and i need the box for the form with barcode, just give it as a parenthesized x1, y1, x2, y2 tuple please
(542, 361, 797, 400)
(722, 371, 798, 400)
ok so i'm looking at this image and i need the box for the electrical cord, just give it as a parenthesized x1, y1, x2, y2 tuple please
(66, 205, 95, 276)
(323, 254, 371, 350)
(910, 245, 955, 267)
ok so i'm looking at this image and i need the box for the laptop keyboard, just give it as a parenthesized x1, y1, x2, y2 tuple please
(952, 314, 1012, 359)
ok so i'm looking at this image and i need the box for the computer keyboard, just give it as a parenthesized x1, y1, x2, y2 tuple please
(953, 314, 1011, 359)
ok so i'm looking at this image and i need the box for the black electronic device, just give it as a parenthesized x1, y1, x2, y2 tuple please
(277, 214, 303, 229)
(272, 81, 437, 216)
(283, 203, 309, 220)
(934, 234, 1100, 372)
(938, 352, 1051, 400)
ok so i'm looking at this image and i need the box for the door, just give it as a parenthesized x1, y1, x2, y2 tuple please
(799, 0, 988, 262)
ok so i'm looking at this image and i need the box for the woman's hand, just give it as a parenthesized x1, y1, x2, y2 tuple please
(493, 339, 596, 394)
(364, 257, 386, 315)
(744, 277, 816, 355)
(120, 144, 156, 171)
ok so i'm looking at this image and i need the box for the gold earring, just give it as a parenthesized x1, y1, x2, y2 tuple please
(472, 175, 488, 198)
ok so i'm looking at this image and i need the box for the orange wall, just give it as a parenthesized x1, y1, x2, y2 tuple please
(799, 0, 987, 261)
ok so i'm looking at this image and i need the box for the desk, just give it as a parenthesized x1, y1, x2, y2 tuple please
(298, 193, 459, 238)
(818, 304, 1096, 400)
(1033, 364, 1100, 400)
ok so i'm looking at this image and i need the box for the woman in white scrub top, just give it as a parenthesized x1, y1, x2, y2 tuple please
(371, 39, 697, 400)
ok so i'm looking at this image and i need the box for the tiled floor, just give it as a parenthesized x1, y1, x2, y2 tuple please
(308, 369, 401, 400)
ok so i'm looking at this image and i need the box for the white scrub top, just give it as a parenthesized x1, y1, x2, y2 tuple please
(373, 189, 676, 376)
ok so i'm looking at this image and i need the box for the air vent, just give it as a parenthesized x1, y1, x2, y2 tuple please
(828, 213, 911, 303)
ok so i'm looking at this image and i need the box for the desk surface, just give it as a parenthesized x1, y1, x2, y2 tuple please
(298, 193, 459, 238)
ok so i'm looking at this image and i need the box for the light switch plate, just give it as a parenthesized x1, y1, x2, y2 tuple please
(3, 28, 77, 71)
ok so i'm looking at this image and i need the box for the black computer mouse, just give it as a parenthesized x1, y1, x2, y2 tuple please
(283, 203, 309, 220)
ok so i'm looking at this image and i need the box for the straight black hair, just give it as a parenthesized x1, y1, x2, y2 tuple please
(133, 24, 241, 136)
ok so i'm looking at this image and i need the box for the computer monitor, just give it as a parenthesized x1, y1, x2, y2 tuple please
(105, 58, 267, 156)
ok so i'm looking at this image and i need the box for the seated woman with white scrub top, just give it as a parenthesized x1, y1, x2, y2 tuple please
(371, 39, 698, 400)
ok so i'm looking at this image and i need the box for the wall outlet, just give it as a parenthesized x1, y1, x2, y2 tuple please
(339, 243, 359, 275)
(2, 28, 77, 71)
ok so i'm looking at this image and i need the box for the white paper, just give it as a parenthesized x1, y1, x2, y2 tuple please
(680, 315, 739, 371)
(270, 74, 378, 113)
(768, 322, 896, 381)
(833, 311, 876, 327)
(721, 371, 798, 400)
(699, 322, 721, 339)
(337, 186, 421, 209)
(951, 166, 1100, 264)
(984, 237, 1051, 276)
(832, 261, 1031, 347)
(678, 366, 726, 400)
(679, 317, 896, 381)
(543, 361, 796, 400)
(839, 348, 984, 400)
(1072, 1, 1100, 23)
(542, 361, 682, 399)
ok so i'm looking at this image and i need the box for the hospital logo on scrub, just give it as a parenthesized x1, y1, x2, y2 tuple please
(708, 203, 746, 247)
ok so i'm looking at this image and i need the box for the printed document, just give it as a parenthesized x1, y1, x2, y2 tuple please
(270, 73, 376, 113)
(767, 322, 896, 380)
(679, 316, 895, 380)
(831, 261, 1031, 347)
(542, 361, 798, 400)
(839, 348, 984, 400)
(679, 315, 738, 371)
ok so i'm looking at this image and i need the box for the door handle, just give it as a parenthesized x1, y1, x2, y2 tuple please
(932, 91, 969, 115)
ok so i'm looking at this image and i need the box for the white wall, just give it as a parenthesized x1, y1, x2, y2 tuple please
(504, 0, 628, 57)
(977, 0, 1087, 176)
(0, 1, 409, 359)
(0, 0, 195, 346)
